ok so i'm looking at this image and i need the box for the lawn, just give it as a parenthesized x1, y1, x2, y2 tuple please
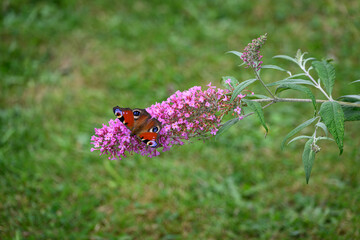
(1, 1, 360, 239)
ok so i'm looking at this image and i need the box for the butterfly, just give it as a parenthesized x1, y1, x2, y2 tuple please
(113, 106, 162, 148)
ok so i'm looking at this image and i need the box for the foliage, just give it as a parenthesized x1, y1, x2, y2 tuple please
(222, 47, 359, 183)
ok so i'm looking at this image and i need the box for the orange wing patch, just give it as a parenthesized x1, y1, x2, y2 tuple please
(113, 106, 162, 148)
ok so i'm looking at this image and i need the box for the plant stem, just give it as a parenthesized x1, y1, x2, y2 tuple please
(241, 97, 359, 123)
(253, 68, 277, 99)
(300, 65, 333, 101)
(251, 97, 360, 107)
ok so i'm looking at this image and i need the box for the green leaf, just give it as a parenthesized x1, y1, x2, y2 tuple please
(243, 99, 268, 133)
(216, 118, 239, 139)
(230, 79, 257, 102)
(275, 84, 317, 110)
(296, 51, 316, 69)
(341, 103, 360, 122)
(343, 106, 360, 121)
(222, 76, 239, 90)
(337, 96, 360, 121)
(315, 122, 328, 136)
(227, 51, 243, 59)
(288, 135, 312, 145)
(350, 79, 360, 84)
(287, 73, 308, 78)
(302, 138, 316, 184)
(266, 79, 315, 87)
(312, 60, 335, 96)
(281, 117, 318, 150)
(338, 95, 360, 101)
(319, 101, 344, 154)
(342, 106, 360, 121)
(261, 65, 288, 72)
(295, 49, 303, 62)
(273, 55, 299, 65)
(245, 94, 271, 99)
(317, 137, 334, 142)
(303, 57, 316, 67)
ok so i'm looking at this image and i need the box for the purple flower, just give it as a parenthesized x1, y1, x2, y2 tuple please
(241, 33, 267, 71)
(91, 83, 247, 160)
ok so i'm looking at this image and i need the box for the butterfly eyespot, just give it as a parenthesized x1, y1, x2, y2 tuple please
(133, 110, 141, 119)
(114, 109, 122, 117)
(151, 127, 159, 133)
(147, 140, 158, 148)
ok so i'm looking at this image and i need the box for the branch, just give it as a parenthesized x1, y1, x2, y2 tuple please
(299, 64, 333, 101)
(251, 98, 360, 107)
(253, 69, 277, 99)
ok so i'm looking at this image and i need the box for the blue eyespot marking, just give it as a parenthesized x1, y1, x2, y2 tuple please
(133, 111, 140, 116)
(147, 140, 158, 148)
(114, 109, 122, 116)
(152, 127, 158, 133)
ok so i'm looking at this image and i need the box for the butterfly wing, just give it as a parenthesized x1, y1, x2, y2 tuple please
(138, 132, 159, 147)
(113, 106, 135, 130)
(132, 109, 162, 148)
(136, 116, 162, 148)
(113, 107, 162, 148)
(131, 109, 152, 135)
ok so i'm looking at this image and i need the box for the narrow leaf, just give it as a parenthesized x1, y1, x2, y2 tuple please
(222, 76, 239, 90)
(303, 57, 316, 67)
(288, 135, 312, 145)
(287, 73, 308, 78)
(316, 122, 328, 136)
(317, 137, 334, 141)
(302, 138, 316, 184)
(216, 118, 239, 139)
(261, 65, 288, 72)
(230, 79, 257, 102)
(273, 55, 299, 65)
(266, 79, 315, 87)
(245, 94, 271, 99)
(350, 79, 360, 84)
(243, 99, 268, 133)
(312, 60, 335, 96)
(275, 84, 317, 110)
(281, 117, 318, 150)
(337, 96, 360, 121)
(319, 101, 344, 154)
(342, 106, 360, 121)
(238, 62, 246, 67)
(227, 51, 243, 59)
(295, 49, 303, 63)
(342, 100, 360, 121)
(338, 95, 360, 101)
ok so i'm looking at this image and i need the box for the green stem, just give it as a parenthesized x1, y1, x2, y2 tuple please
(252, 97, 360, 107)
(300, 64, 333, 101)
(253, 68, 277, 100)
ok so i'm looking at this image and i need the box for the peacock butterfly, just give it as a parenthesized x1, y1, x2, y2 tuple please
(113, 106, 162, 148)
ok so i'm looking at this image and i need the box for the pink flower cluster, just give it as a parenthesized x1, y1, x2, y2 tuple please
(91, 120, 161, 160)
(91, 82, 246, 160)
(241, 33, 267, 71)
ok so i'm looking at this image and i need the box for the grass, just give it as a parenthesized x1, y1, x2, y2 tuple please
(1, 0, 360, 239)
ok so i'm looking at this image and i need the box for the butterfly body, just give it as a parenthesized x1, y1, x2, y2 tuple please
(113, 106, 161, 148)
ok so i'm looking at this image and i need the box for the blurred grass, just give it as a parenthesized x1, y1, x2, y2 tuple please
(1, 0, 360, 239)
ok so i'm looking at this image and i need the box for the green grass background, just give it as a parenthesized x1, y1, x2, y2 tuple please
(1, 0, 360, 239)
